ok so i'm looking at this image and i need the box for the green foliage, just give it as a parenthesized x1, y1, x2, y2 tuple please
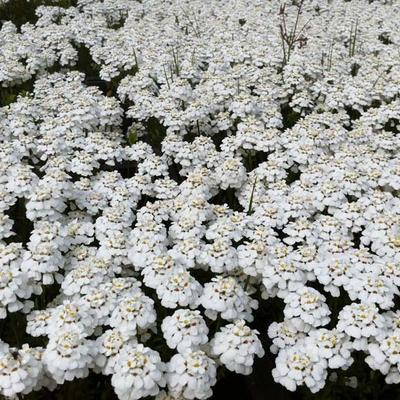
(128, 130, 138, 145)
(247, 177, 257, 215)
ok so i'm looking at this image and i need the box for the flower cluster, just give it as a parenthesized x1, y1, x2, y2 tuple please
(1, 0, 400, 398)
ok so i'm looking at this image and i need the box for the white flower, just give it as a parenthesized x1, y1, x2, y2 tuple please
(197, 239, 238, 273)
(95, 329, 136, 375)
(166, 350, 217, 400)
(272, 343, 328, 393)
(48, 301, 94, 336)
(21, 241, 64, 285)
(161, 309, 209, 353)
(314, 254, 353, 297)
(305, 328, 353, 370)
(43, 327, 96, 384)
(211, 319, 264, 375)
(109, 293, 156, 336)
(155, 390, 186, 400)
(101, 277, 142, 302)
(0, 212, 14, 239)
(261, 250, 307, 298)
(26, 309, 51, 337)
(0, 344, 43, 397)
(111, 343, 165, 400)
(0, 243, 36, 318)
(337, 303, 386, 350)
(268, 320, 307, 354)
(60, 219, 94, 249)
(61, 257, 116, 297)
(200, 276, 258, 322)
(2, 0, 400, 395)
(156, 270, 202, 309)
(168, 238, 203, 269)
(346, 270, 397, 309)
(26, 184, 66, 221)
(283, 287, 331, 329)
(141, 255, 177, 289)
(169, 216, 205, 241)
(78, 287, 114, 326)
(237, 240, 268, 277)
(366, 329, 400, 378)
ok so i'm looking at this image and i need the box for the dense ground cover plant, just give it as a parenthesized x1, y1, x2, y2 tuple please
(0, 0, 400, 398)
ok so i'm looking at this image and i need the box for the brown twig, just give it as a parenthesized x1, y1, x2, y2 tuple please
(278, 0, 310, 68)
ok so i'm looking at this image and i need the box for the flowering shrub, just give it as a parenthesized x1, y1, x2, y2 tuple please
(0, 0, 400, 398)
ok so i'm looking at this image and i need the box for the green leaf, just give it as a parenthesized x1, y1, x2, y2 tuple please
(128, 130, 138, 145)
(247, 176, 257, 215)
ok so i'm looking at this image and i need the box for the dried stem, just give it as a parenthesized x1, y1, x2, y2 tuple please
(279, 0, 310, 68)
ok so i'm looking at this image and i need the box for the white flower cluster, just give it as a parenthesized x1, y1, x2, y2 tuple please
(211, 320, 264, 375)
(1, 0, 400, 398)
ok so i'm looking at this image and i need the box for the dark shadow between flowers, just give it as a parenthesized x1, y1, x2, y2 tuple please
(209, 188, 243, 212)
